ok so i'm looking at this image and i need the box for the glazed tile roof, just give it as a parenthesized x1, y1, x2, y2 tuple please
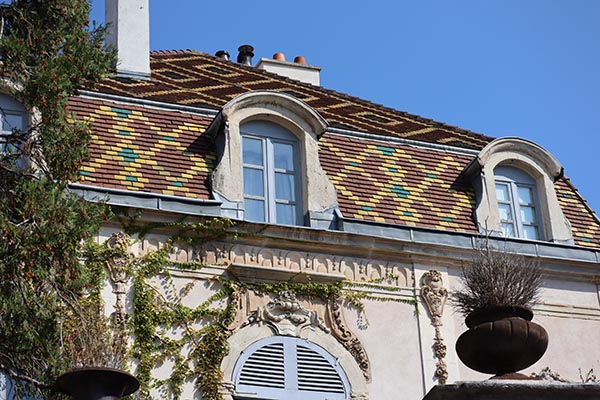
(70, 97, 215, 199)
(318, 134, 478, 232)
(555, 179, 600, 248)
(72, 50, 600, 249)
(91, 50, 493, 150)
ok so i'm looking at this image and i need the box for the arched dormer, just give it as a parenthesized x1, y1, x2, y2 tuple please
(209, 91, 338, 228)
(464, 137, 573, 243)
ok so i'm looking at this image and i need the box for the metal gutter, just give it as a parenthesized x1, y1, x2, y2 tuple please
(68, 183, 222, 216)
(338, 217, 600, 265)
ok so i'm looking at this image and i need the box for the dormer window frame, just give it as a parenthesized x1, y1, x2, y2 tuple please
(241, 120, 303, 225)
(209, 91, 339, 229)
(465, 137, 573, 244)
(494, 166, 543, 240)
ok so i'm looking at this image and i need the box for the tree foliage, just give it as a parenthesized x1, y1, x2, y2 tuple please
(0, 0, 114, 396)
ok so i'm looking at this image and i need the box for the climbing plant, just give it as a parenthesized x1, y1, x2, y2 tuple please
(120, 218, 416, 400)
(0, 3, 418, 400)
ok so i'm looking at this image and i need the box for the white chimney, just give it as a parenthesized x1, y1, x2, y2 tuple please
(105, 0, 151, 80)
(257, 53, 321, 86)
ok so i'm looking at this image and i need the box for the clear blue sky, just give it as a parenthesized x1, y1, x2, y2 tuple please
(91, 0, 600, 214)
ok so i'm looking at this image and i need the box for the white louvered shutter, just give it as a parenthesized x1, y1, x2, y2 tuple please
(233, 336, 349, 400)
(238, 342, 285, 389)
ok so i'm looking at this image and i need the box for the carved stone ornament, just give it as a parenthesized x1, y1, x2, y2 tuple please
(326, 298, 371, 381)
(420, 270, 447, 327)
(160, 240, 413, 287)
(420, 270, 449, 384)
(106, 232, 133, 323)
(245, 291, 329, 337)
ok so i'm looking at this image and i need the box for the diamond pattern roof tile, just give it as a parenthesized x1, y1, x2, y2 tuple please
(73, 50, 600, 248)
(70, 96, 215, 198)
(92, 51, 493, 150)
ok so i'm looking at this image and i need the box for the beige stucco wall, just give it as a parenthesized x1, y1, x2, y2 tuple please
(95, 217, 600, 399)
(447, 269, 600, 383)
(350, 299, 424, 400)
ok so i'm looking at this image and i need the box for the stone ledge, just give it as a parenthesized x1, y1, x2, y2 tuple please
(423, 380, 600, 400)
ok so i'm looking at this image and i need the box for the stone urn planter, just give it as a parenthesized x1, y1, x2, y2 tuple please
(455, 305, 548, 377)
(55, 367, 139, 400)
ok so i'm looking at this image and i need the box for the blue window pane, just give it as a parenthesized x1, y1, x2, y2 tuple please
(523, 225, 539, 240)
(501, 223, 515, 237)
(274, 142, 294, 171)
(243, 167, 264, 197)
(520, 206, 536, 224)
(518, 186, 533, 204)
(495, 183, 510, 202)
(2, 113, 23, 132)
(276, 203, 296, 225)
(245, 199, 265, 222)
(243, 137, 263, 166)
(275, 172, 295, 201)
(498, 203, 513, 222)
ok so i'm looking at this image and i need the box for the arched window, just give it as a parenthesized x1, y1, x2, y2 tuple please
(494, 166, 542, 240)
(465, 137, 573, 244)
(233, 336, 350, 400)
(210, 91, 339, 229)
(241, 121, 301, 225)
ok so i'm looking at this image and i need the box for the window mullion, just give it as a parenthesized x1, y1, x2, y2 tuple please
(510, 181, 524, 238)
(265, 138, 277, 223)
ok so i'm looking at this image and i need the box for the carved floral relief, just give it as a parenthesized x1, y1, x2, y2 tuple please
(420, 270, 449, 384)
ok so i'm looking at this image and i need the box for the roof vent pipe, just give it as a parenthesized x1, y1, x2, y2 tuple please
(237, 45, 254, 65)
(215, 50, 230, 61)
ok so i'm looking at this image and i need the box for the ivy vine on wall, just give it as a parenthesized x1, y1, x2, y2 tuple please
(101, 217, 417, 400)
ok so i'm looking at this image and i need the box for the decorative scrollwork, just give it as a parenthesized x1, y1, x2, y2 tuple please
(420, 270, 447, 326)
(245, 291, 329, 337)
(106, 232, 133, 324)
(326, 298, 371, 381)
(420, 270, 449, 384)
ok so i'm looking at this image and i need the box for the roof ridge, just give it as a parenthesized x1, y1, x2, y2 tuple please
(150, 49, 204, 56)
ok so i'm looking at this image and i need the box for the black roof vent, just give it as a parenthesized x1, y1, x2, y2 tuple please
(215, 50, 230, 61)
(237, 45, 254, 66)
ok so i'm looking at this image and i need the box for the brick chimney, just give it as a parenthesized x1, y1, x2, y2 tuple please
(105, 0, 151, 80)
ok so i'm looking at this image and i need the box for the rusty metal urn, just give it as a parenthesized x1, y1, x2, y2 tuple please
(55, 367, 139, 400)
(456, 306, 548, 377)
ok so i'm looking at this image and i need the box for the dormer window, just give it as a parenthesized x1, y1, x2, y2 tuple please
(242, 120, 301, 225)
(209, 91, 339, 229)
(494, 166, 541, 240)
(465, 137, 573, 244)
